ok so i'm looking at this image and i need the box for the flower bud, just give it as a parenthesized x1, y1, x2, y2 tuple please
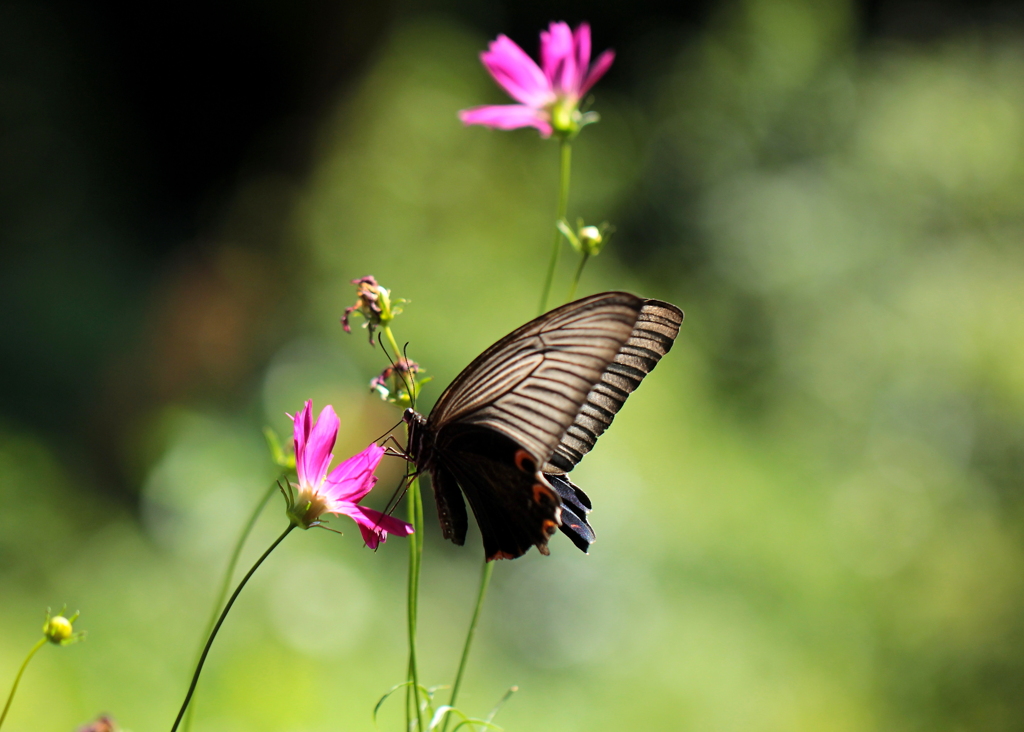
(43, 608, 83, 645)
(579, 226, 603, 253)
(558, 219, 612, 257)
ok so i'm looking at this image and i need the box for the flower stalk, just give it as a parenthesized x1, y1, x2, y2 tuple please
(0, 638, 45, 730)
(380, 320, 429, 732)
(441, 560, 495, 732)
(170, 524, 295, 732)
(405, 472, 427, 731)
(540, 139, 573, 314)
(180, 478, 281, 732)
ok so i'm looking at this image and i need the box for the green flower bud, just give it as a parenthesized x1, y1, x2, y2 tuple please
(579, 226, 603, 253)
(43, 608, 83, 645)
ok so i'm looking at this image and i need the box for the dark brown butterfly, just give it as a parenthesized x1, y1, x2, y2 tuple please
(403, 291, 683, 560)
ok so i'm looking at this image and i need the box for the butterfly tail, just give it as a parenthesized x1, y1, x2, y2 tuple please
(546, 473, 595, 552)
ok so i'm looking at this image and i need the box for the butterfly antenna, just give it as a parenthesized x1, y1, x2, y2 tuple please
(377, 331, 397, 368)
(376, 331, 417, 406)
(402, 341, 417, 409)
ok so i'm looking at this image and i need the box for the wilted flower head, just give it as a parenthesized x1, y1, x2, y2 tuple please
(342, 275, 404, 345)
(284, 400, 413, 548)
(459, 22, 614, 138)
(370, 358, 431, 409)
(43, 607, 84, 646)
(76, 715, 117, 732)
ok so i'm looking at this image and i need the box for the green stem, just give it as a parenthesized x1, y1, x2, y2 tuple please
(566, 252, 590, 303)
(181, 479, 279, 732)
(0, 637, 46, 729)
(539, 138, 573, 315)
(406, 474, 426, 731)
(382, 326, 402, 363)
(170, 524, 295, 732)
(383, 322, 426, 730)
(441, 560, 495, 732)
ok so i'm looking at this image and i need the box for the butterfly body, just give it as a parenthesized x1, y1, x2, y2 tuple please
(404, 292, 683, 561)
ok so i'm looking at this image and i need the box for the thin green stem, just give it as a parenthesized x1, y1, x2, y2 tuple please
(441, 559, 495, 732)
(170, 524, 295, 732)
(382, 326, 402, 365)
(406, 474, 426, 731)
(539, 139, 573, 315)
(384, 321, 426, 730)
(566, 252, 590, 303)
(181, 478, 279, 732)
(0, 637, 46, 729)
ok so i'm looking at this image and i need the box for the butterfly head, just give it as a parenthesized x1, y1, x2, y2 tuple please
(402, 408, 429, 463)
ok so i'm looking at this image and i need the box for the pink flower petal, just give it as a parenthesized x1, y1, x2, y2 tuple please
(481, 35, 554, 108)
(572, 23, 592, 92)
(324, 443, 385, 502)
(301, 404, 339, 487)
(291, 401, 313, 486)
(345, 505, 414, 549)
(459, 104, 553, 137)
(579, 49, 615, 98)
(540, 22, 576, 95)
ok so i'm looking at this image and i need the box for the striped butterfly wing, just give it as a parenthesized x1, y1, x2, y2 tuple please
(424, 292, 646, 559)
(541, 300, 683, 554)
(545, 299, 684, 474)
(428, 292, 646, 463)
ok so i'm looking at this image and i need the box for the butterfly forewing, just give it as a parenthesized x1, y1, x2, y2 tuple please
(429, 293, 645, 465)
(545, 300, 684, 473)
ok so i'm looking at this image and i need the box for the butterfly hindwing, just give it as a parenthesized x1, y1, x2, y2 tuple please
(431, 463, 469, 546)
(436, 426, 562, 561)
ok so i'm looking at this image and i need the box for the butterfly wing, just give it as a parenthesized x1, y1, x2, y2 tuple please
(540, 300, 682, 553)
(545, 300, 684, 473)
(546, 472, 594, 552)
(424, 292, 682, 560)
(429, 292, 645, 464)
(434, 426, 562, 560)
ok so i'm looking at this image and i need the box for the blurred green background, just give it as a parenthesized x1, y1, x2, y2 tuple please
(4, 0, 1024, 729)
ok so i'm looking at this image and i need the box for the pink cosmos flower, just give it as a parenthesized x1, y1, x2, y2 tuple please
(285, 400, 413, 548)
(459, 22, 614, 138)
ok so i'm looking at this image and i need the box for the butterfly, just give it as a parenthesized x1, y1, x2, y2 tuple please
(402, 291, 683, 560)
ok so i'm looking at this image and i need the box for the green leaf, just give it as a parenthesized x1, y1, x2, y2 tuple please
(485, 686, 518, 723)
(373, 681, 414, 725)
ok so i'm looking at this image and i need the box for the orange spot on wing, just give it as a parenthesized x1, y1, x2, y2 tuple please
(514, 449, 536, 473)
(532, 483, 555, 505)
